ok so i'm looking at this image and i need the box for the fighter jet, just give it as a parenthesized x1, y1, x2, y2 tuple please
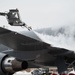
(0, 9, 74, 75)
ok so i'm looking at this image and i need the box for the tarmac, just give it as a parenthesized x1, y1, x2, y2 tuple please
(13, 67, 59, 75)
(13, 67, 74, 75)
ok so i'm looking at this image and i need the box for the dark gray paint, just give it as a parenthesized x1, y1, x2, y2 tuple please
(0, 27, 49, 51)
(0, 27, 74, 74)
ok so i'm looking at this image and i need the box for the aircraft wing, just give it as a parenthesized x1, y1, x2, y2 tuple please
(0, 27, 50, 51)
(0, 27, 73, 74)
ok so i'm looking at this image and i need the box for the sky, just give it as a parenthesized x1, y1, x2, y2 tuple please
(0, 0, 75, 51)
(0, 0, 75, 30)
(0, 0, 75, 50)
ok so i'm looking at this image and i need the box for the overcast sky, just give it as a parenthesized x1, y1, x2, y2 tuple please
(0, 0, 75, 30)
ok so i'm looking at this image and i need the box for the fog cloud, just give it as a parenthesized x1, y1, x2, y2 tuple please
(35, 25, 75, 51)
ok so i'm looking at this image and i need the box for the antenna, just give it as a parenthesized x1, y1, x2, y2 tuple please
(0, 9, 32, 31)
